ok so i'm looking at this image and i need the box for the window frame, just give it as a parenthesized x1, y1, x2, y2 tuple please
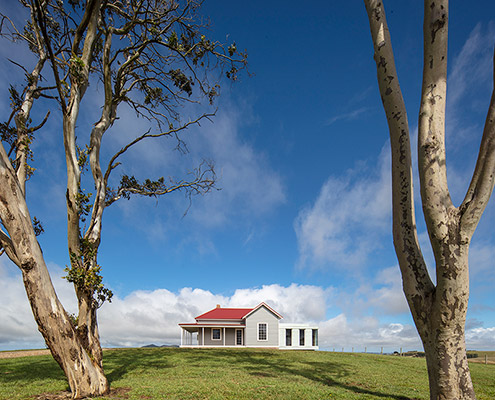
(312, 329, 318, 346)
(235, 329, 243, 346)
(285, 329, 292, 346)
(299, 329, 305, 346)
(211, 328, 221, 341)
(257, 322, 268, 341)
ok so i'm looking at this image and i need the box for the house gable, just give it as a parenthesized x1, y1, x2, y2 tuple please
(244, 304, 280, 347)
(243, 302, 283, 320)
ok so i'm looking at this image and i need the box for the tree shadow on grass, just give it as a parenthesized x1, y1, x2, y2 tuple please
(0, 356, 65, 386)
(299, 360, 416, 400)
(183, 349, 416, 400)
(1, 348, 419, 399)
(104, 348, 172, 383)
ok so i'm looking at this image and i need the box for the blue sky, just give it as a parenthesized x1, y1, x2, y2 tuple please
(0, 1, 494, 351)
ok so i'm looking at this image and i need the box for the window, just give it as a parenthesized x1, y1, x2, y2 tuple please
(258, 323, 267, 341)
(236, 329, 243, 345)
(312, 329, 318, 346)
(285, 329, 292, 346)
(300, 329, 305, 346)
(211, 328, 221, 340)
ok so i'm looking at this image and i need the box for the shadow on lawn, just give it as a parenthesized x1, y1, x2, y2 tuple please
(0, 348, 172, 388)
(180, 349, 414, 400)
(1, 348, 415, 400)
(0, 356, 65, 385)
(105, 348, 173, 382)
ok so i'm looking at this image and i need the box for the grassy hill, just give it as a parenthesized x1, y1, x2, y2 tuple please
(1, 347, 494, 399)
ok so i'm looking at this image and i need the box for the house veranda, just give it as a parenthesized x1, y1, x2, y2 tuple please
(179, 302, 318, 350)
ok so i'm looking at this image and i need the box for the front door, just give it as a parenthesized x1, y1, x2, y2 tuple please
(235, 329, 243, 346)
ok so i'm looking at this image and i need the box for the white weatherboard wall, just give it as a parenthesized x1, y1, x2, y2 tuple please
(244, 306, 280, 347)
(279, 323, 319, 350)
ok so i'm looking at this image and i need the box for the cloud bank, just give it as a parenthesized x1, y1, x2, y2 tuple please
(294, 146, 391, 271)
(2, 259, 493, 352)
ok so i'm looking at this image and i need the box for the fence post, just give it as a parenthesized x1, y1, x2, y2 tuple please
(381, 347, 383, 355)
(365, 346, 367, 353)
(485, 355, 488, 365)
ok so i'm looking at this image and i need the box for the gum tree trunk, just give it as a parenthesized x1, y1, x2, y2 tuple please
(0, 143, 109, 398)
(75, 286, 104, 367)
(3, 0, 243, 396)
(364, 0, 495, 398)
(22, 262, 109, 398)
(418, 242, 475, 399)
(55, 0, 107, 369)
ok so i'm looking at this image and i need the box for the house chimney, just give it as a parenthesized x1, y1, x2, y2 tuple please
(216, 304, 221, 308)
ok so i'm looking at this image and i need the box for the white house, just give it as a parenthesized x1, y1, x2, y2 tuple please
(179, 302, 318, 350)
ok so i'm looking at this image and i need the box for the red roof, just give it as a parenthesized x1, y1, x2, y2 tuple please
(194, 303, 283, 321)
(195, 307, 253, 320)
(179, 322, 245, 327)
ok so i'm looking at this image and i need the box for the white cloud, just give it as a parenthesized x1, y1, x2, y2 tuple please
(0, 265, 330, 349)
(295, 145, 391, 270)
(0, 259, 77, 350)
(227, 283, 330, 323)
(0, 258, 408, 352)
(2, 263, 492, 352)
(106, 102, 286, 242)
(97, 283, 330, 347)
(318, 314, 421, 352)
(368, 267, 409, 315)
(330, 265, 410, 324)
(186, 108, 286, 227)
(465, 327, 495, 350)
(444, 23, 495, 206)
(469, 242, 495, 280)
(325, 107, 370, 126)
(0, 260, 39, 348)
(447, 23, 494, 112)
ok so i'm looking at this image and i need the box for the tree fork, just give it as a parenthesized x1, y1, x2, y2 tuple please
(364, 0, 495, 399)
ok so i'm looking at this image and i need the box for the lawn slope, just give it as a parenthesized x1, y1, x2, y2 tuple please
(1, 348, 494, 399)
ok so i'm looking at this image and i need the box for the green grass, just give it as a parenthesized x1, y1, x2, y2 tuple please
(1, 348, 494, 399)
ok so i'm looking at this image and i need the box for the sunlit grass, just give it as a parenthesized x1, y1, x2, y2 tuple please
(1, 347, 494, 399)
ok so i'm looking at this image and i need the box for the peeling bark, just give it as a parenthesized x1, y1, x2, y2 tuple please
(0, 141, 108, 398)
(3, 0, 246, 397)
(364, 1, 495, 399)
(0, 1, 109, 396)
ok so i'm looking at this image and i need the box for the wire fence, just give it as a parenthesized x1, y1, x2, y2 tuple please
(329, 348, 495, 365)
(330, 347, 415, 355)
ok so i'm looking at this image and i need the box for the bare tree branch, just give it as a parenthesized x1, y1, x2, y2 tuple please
(103, 112, 214, 188)
(417, 0, 452, 243)
(460, 46, 495, 237)
(27, 110, 50, 133)
(32, 0, 67, 113)
(105, 160, 216, 207)
(10, 3, 48, 195)
(0, 228, 21, 268)
(364, 0, 434, 312)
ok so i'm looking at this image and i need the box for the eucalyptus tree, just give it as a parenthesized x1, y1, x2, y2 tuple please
(364, 1, 495, 399)
(0, 0, 246, 397)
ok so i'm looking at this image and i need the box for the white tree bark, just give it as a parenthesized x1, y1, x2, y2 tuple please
(0, 140, 108, 398)
(364, 1, 495, 399)
(2, 0, 245, 396)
